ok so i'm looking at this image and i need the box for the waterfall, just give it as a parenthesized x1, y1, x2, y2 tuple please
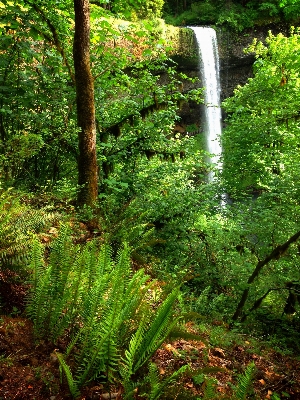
(190, 27, 222, 181)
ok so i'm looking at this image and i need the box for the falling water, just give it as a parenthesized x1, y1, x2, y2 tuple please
(190, 27, 222, 181)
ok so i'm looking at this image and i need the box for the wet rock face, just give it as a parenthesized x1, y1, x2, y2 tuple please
(217, 24, 290, 100)
(219, 56, 254, 101)
(218, 28, 259, 101)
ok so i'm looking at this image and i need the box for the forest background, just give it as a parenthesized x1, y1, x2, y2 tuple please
(1, 0, 300, 399)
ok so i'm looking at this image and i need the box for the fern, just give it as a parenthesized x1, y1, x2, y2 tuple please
(27, 226, 80, 340)
(191, 363, 255, 400)
(74, 247, 134, 386)
(234, 362, 256, 400)
(56, 352, 80, 399)
(148, 362, 160, 396)
(202, 378, 218, 400)
(96, 243, 113, 275)
(168, 326, 208, 342)
(270, 393, 281, 400)
(27, 235, 183, 398)
(27, 266, 53, 338)
(46, 226, 80, 340)
(148, 362, 191, 400)
(132, 288, 180, 373)
(29, 239, 44, 292)
(75, 315, 118, 387)
(122, 313, 149, 384)
(0, 189, 56, 269)
(121, 287, 180, 395)
(118, 270, 152, 340)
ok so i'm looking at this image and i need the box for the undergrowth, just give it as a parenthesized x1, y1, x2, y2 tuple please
(0, 189, 57, 269)
(27, 228, 184, 397)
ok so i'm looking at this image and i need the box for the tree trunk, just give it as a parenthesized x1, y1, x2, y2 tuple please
(73, 0, 98, 207)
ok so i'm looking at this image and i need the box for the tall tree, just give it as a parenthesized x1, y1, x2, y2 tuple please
(73, 0, 98, 207)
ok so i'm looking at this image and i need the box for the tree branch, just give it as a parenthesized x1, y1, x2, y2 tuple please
(232, 229, 300, 322)
(24, 0, 75, 84)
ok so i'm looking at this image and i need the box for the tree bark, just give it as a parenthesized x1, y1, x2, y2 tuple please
(73, 0, 98, 207)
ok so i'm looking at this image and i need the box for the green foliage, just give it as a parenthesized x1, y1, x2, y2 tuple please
(279, 0, 300, 19)
(0, 0, 203, 211)
(0, 188, 56, 269)
(163, 0, 300, 29)
(223, 29, 300, 195)
(146, 362, 191, 400)
(56, 352, 80, 399)
(194, 363, 255, 400)
(234, 362, 256, 400)
(199, 377, 218, 400)
(271, 393, 281, 400)
(220, 30, 300, 324)
(121, 287, 180, 376)
(0, 1, 76, 187)
(111, 0, 164, 20)
(27, 230, 184, 397)
(2, 4, 299, 398)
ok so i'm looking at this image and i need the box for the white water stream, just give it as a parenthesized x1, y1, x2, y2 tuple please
(190, 27, 222, 181)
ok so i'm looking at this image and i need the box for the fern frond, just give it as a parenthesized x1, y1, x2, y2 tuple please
(17, 209, 57, 234)
(49, 224, 73, 274)
(27, 266, 53, 338)
(100, 334, 119, 382)
(65, 331, 82, 358)
(96, 243, 113, 275)
(149, 363, 191, 400)
(75, 272, 128, 387)
(84, 240, 98, 289)
(80, 275, 110, 325)
(118, 270, 152, 340)
(28, 227, 82, 341)
(45, 226, 79, 340)
(270, 393, 281, 400)
(29, 239, 44, 291)
(0, 190, 57, 269)
(27, 238, 183, 398)
(104, 243, 132, 319)
(121, 288, 180, 379)
(130, 226, 155, 250)
(234, 362, 255, 400)
(122, 313, 149, 380)
(122, 379, 139, 400)
(194, 366, 226, 375)
(56, 352, 80, 399)
(202, 378, 217, 400)
(75, 326, 112, 387)
(133, 288, 180, 373)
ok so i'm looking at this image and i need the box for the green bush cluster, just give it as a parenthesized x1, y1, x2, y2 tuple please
(163, 0, 300, 30)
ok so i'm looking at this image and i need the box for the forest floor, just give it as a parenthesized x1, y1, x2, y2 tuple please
(0, 271, 300, 399)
